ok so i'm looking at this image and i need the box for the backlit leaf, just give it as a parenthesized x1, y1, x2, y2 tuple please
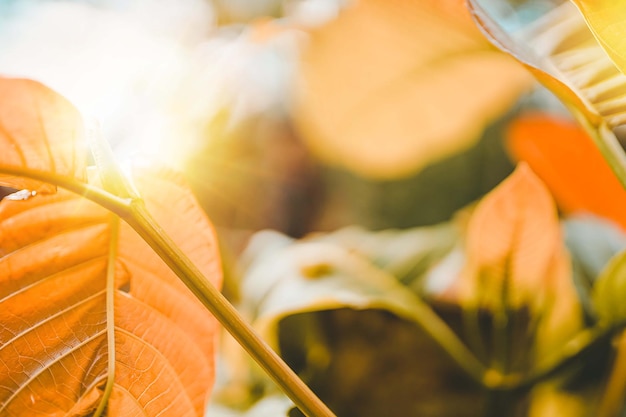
(453, 164, 582, 354)
(466, 0, 626, 182)
(570, 0, 626, 77)
(507, 113, 626, 229)
(0, 78, 86, 193)
(455, 164, 560, 309)
(0, 78, 221, 416)
(237, 230, 494, 417)
(0, 167, 221, 417)
(293, 0, 532, 179)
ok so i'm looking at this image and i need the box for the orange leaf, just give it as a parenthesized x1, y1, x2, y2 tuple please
(293, 0, 532, 179)
(457, 163, 563, 311)
(0, 78, 86, 193)
(0, 166, 221, 416)
(506, 113, 626, 230)
(453, 163, 582, 354)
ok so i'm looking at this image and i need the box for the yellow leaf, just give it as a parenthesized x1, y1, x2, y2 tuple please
(530, 383, 592, 417)
(293, 0, 533, 179)
(466, 0, 626, 183)
(571, 0, 626, 77)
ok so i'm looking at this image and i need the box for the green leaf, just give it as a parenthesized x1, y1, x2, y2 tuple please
(564, 215, 626, 316)
(592, 249, 626, 324)
(312, 223, 458, 291)
(237, 228, 491, 390)
(239, 229, 466, 351)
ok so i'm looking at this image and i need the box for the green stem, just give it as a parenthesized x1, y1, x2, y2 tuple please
(570, 107, 626, 190)
(122, 200, 337, 417)
(0, 167, 336, 417)
(128, 200, 334, 415)
(9, 166, 619, 405)
(396, 301, 490, 386)
(0, 168, 133, 212)
(2, 167, 491, 407)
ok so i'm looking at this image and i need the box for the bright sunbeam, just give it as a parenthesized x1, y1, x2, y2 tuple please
(0, 0, 215, 167)
(0, 0, 314, 235)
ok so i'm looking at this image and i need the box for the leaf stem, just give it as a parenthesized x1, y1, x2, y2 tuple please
(122, 199, 337, 417)
(394, 300, 491, 385)
(93, 214, 120, 417)
(0, 168, 133, 212)
(0, 167, 336, 417)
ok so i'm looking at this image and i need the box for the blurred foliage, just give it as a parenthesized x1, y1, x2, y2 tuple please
(216, 210, 623, 417)
(178, 1, 626, 416)
(312, 114, 519, 231)
(4, 0, 626, 416)
(292, 0, 533, 179)
(281, 307, 500, 417)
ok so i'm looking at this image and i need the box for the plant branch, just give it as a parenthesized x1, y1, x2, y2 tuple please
(122, 199, 337, 417)
(0, 167, 337, 417)
(395, 300, 491, 386)
(0, 168, 133, 212)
